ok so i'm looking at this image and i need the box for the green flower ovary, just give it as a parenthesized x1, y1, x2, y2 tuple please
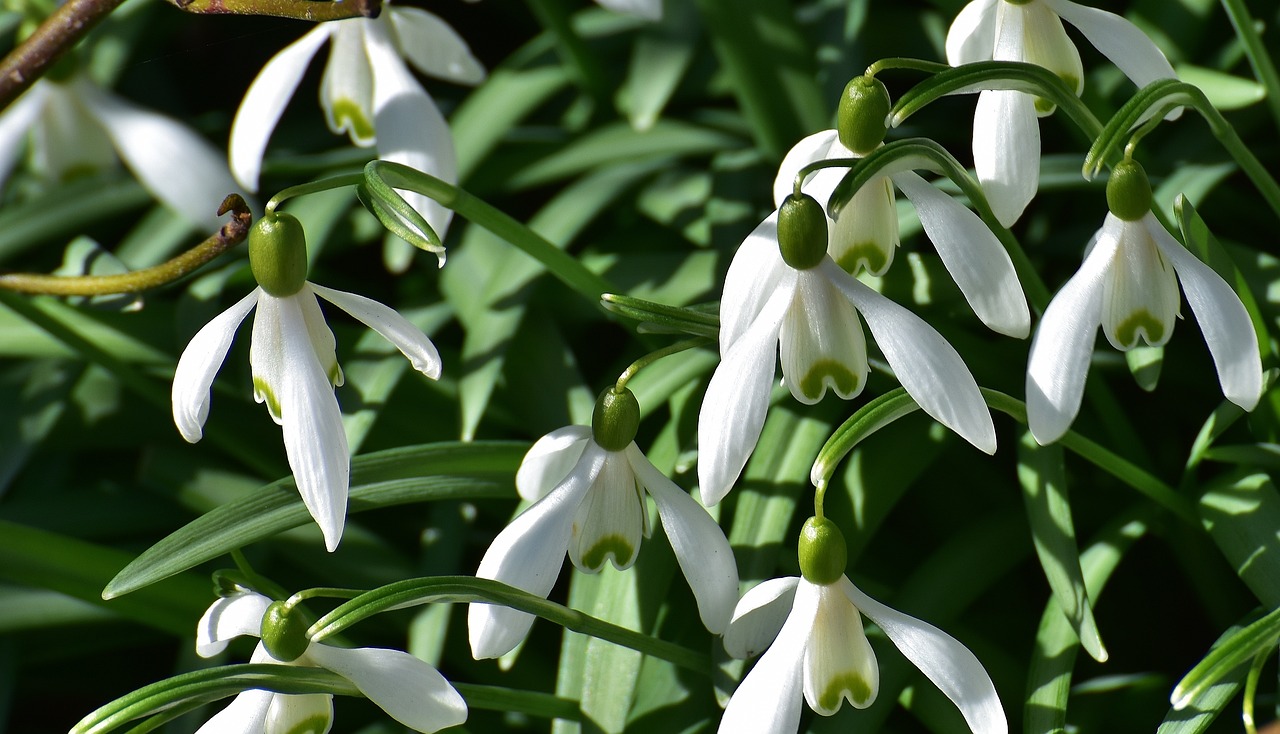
(249, 212, 310, 297)
(260, 600, 310, 663)
(798, 516, 848, 585)
(592, 388, 640, 452)
(1106, 160, 1152, 222)
(837, 76, 890, 156)
(778, 194, 829, 270)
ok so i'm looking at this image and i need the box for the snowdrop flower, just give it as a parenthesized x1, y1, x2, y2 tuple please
(775, 76, 1029, 339)
(196, 591, 466, 733)
(172, 212, 442, 550)
(469, 387, 738, 659)
(697, 194, 996, 506)
(0, 74, 240, 231)
(231, 4, 485, 244)
(1026, 160, 1262, 444)
(720, 518, 1006, 734)
(945, 0, 1176, 226)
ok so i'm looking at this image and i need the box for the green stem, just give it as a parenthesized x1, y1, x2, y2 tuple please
(615, 337, 710, 393)
(1219, 0, 1280, 133)
(865, 57, 951, 78)
(266, 175, 363, 213)
(1243, 645, 1269, 734)
(285, 587, 364, 609)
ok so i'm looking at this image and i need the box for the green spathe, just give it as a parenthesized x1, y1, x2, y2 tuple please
(260, 600, 310, 663)
(592, 387, 640, 452)
(799, 517, 847, 585)
(837, 76, 891, 156)
(1107, 160, 1152, 222)
(249, 212, 309, 297)
(778, 194, 828, 270)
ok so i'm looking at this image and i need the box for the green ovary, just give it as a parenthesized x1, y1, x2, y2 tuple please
(818, 673, 874, 712)
(1114, 309, 1165, 348)
(835, 243, 890, 276)
(330, 99, 375, 141)
(799, 360, 860, 401)
(581, 535, 635, 571)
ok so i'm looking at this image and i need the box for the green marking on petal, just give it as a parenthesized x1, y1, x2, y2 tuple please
(819, 673, 875, 712)
(1114, 309, 1166, 349)
(580, 534, 635, 572)
(835, 243, 891, 276)
(330, 98, 375, 142)
(253, 376, 282, 422)
(329, 363, 344, 388)
(799, 360, 860, 402)
(1033, 96, 1058, 115)
(282, 714, 331, 734)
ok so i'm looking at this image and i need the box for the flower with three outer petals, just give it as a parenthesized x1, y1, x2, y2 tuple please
(468, 388, 739, 659)
(696, 197, 996, 507)
(1026, 160, 1262, 445)
(171, 213, 443, 551)
(0, 74, 241, 231)
(195, 591, 467, 733)
(945, 0, 1176, 226)
(230, 3, 485, 247)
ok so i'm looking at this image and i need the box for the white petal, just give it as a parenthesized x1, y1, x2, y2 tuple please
(698, 274, 796, 506)
(321, 21, 376, 146)
(946, 0, 999, 66)
(803, 582, 878, 714)
(1025, 227, 1118, 445)
(31, 81, 114, 181)
(195, 592, 271, 657)
(569, 451, 646, 572)
(0, 83, 48, 190)
(469, 450, 600, 659)
(717, 580, 819, 734)
(297, 284, 343, 387)
(310, 282, 442, 379)
(829, 174, 898, 276)
(307, 645, 467, 732)
(830, 262, 996, 454)
(172, 289, 259, 444)
(1047, 0, 1176, 89)
(779, 269, 868, 404)
(773, 129, 845, 208)
(723, 576, 801, 659)
(265, 693, 333, 734)
(630, 443, 739, 634)
(366, 17, 458, 244)
(195, 690, 273, 734)
(973, 89, 1040, 228)
(845, 577, 1007, 734)
(892, 171, 1030, 337)
(1001, 2, 1083, 97)
(75, 78, 244, 231)
(1150, 216, 1263, 411)
(390, 7, 486, 85)
(719, 213, 791, 356)
(595, 0, 662, 21)
(515, 425, 594, 502)
(1099, 215, 1179, 349)
(230, 25, 332, 191)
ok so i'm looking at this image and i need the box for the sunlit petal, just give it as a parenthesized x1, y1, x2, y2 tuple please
(0, 83, 49, 189)
(297, 284, 342, 387)
(830, 174, 897, 276)
(569, 451, 646, 572)
(803, 582, 878, 714)
(1048, 0, 1176, 89)
(390, 7, 486, 85)
(307, 645, 467, 732)
(1001, 2, 1083, 98)
(516, 425, 593, 502)
(719, 213, 790, 355)
(195, 592, 271, 657)
(773, 130, 845, 209)
(310, 282, 442, 379)
(1099, 215, 1179, 349)
(195, 690, 273, 734)
(321, 22, 376, 146)
(973, 89, 1039, 228)
(723, 576, 800, 659)
(172, 289, 259, 443)
(264, 693, 333, 734)
(945, 0, 999, 66)
(779, 269, 868, 405)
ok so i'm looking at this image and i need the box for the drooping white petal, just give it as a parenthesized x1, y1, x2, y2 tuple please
(1098, 215, 1179, 350)
(310, 282, 443, 379)
(389, 7, 486, 85)
(1150, 216, 1263, 411)
(773, 129, 846, 209)
(594, 0, 662, 21)
(297, 283, 343, 387)
(719, 214, 791, 356)
(998, 1, 1083, 98)
(195, 689, 273, 734)
(829, 261, 996, 454)
(229, 25, 333, 191)
(469, 450, 601, 659)
(31, 81, 114, 182)
(307, 645, 467, 732)
(630, 443, 738, 634)
(723, 576, 801, 659)
(264, 693, 333, 734)
(569, 450, 646, 572)
(1047, 0, 1176, 89)
(945, 0, 999, 66)
(717, 579, 819, 734)
(75, 78, 244, 231)
(195, 592, 271, 657)
(1026, 228, 1119, 445)
(972, 89, 1040, 228)
(0, 83, 49, 189)
(803, 582, 879, 714)
(830, 174, 898, 276)
(892, 170, 1030, 337)
(172, 289, 260, 444)
(515, 425, 594, 502)
(698, 274, 797, 506)
(321, 21, 377, 146)
(845, 577, 1008, 734)
(779, 269, 868, 405)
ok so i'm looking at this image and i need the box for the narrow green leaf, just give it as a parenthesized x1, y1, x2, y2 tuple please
(0, 173, 150, 262)
(1200, 473, 1280, 608)
(617, 1, 700, 131)
(452, 66, 570, 180)
(1177, 64, 1266, 110)
(1125, 345, 1163, 392)
(1160, 609, 1265, 731)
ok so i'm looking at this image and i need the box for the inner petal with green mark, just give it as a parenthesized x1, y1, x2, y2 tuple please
(329, 99, 375, 143)
(569, 453, 645, 572)
(266, 692, 333, 734)
(803, 583, 879, 715)
(779, 271, 869, 405)
(253, 377, 283, 423)
(1101, 223, 1180, 350)
(831, 176, 898, 277)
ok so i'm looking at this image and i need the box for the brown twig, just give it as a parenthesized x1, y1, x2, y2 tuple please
(0, 0, 125, 110)
(168, 0, 380, 20)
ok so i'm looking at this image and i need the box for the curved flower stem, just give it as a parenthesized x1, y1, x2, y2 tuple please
(1219, 0, 1280, 134)
(0, 0, 125, 111)
(285, 587, 365, 610)
(266, 175, 363, 213)
(1242, 644, 1269, 734)
(614, 337, 710, 393)
(864, 57, 951, 78)
(0, 195, 252, 295)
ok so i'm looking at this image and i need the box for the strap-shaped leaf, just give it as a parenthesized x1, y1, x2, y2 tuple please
(1159, 610, 1262, 732)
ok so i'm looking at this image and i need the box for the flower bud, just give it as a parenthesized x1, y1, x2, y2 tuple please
(259, 600, 310, 663)
(837, 76, 891, 156)
(592, 387, 640, 452)
(1106, 159, 1152, 222)
(798, 516, 847, 585)
(777, 194, 828, 270)
(249, 212, 309, 297)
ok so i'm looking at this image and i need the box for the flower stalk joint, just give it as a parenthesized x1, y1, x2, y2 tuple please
(1106, 159, 1152, 222)
(248, 212, 309, 297)
(259, 600, 310, 662)
(778, 194, 829, 270)
(837, 75, 891, 156)
(798, 516, 848, 585)
(591, 387, 640, 452)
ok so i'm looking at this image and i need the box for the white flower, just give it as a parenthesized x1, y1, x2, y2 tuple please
(696, 210, 996, 506)
(0, 75, 241, 231)
(230, 5, 485, 242)
(468, 424, 739, 659)
(945, 0, 1176, 226)
(774, 130, 1030, 339)
(171, 281, 442, 551)
(718, 575, 1006, 733)
(1026, 211, 1262, 444)
(195, 591, 466, 733)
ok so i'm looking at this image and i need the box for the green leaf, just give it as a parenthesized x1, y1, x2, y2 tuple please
(617, 1, 700, 131)
(1199, 473, 1280, 608)
(0, 173, 150, 262)
(452, 66, 571, 180)
(103, 442, 525, 599)
(1125, 345, 1163, 392)
(1177, 64, 1267, 110)
(1159, 609, 1263, 732)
